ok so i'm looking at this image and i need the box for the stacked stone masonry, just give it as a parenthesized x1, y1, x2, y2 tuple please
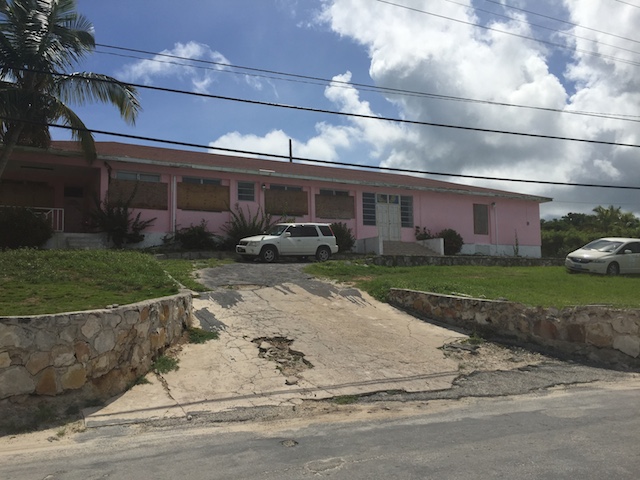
(388, 289, 640, 367)
(0, 294, 192, 402)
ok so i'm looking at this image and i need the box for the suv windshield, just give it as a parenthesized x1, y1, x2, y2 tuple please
(583, 239, 623, 253)
(267, 224, 290, 236)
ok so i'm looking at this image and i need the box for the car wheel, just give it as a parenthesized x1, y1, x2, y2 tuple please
(315, 246, 331, 262)
(260, 246, 278, 263)
(606, 262, 620, 276)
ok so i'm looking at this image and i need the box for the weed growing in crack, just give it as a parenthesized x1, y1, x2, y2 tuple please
(332, 395, 359, 405)
(463, 332, 485, 345)
(152, 355, 179, 374)
(134, 375, 152, 385)
(188, 327, 219, 344)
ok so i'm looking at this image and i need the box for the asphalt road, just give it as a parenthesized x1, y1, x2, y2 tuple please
(2, 381, 639, 479)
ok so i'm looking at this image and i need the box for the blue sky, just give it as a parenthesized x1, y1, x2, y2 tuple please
(63, 0, 640, 219)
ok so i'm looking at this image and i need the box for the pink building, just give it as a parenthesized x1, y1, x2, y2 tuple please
(1, 142, 551, 257)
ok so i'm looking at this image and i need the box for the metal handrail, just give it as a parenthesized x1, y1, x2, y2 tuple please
(0, 206, 64, 232)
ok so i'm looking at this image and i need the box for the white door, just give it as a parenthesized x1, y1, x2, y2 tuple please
(376, 198, 401, 241)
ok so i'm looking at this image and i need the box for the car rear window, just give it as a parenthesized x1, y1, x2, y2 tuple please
(300, 225, 319, 237)
(318, 225, 333, 236)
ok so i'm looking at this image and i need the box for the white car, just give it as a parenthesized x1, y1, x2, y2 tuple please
(565, 237, 640, 275)
(236, 223, 339, 263)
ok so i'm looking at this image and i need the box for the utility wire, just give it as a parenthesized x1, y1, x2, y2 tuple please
(612, 0, 640, 10)
(4, 115, 639, 191)
(485, 0, 640, 46)
(376, 0, 640, 67)
(96, 43, 640, 123)
(443, 0, 640, 57)
(10, 67, 640, 149)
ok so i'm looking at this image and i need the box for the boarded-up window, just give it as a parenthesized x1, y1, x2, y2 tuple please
(265, 189, 308, 216)
(315, 194, 355, 219)
(0, 180, 54, 207)
(108, 179, 168, 210)
(474, 203, 489, 235)
(177, 182, 230, 212)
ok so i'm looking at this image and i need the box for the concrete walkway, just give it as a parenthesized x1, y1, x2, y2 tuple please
(84, 263, 466, 427)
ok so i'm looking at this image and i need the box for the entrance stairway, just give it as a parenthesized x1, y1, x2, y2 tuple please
(64, 233, 106, 250)
(382, 241, 440, 256)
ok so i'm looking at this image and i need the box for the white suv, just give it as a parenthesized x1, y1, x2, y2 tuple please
(236, 223, 339, 263)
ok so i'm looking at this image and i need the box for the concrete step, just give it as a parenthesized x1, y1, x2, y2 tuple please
(383, 241, 440, 256)
(65, 234, 107, 250)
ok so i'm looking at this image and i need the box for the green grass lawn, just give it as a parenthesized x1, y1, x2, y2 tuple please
(306, 261, 640, 309)
(0, 250, 180, 316)
(2, 251, 638, 316)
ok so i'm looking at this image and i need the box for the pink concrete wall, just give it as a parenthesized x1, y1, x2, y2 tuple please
(6, 148, 545, 253)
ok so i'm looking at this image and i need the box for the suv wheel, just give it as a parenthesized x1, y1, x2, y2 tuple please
(315, 246, 331, 262)
(260, 245, 278, 263)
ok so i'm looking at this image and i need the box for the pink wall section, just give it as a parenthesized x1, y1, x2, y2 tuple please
(5, 146, 548, 255)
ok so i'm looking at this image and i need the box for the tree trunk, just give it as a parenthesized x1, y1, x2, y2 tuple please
(0, 123, 26, 189)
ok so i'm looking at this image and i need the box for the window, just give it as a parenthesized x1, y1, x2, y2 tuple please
(363, 192, 376, 226)
(625, 242, 640, 253)
(474, 204, 489, 235)
(319, 189, 349, 196)
(401, 196, 413, 228)
(238, 181, 255, 201)
(116, 171, 160, 182)
(300, 225, 319, 237)
(318, 225, 333, 236)
(270, 184, 302, 191)
(182, 176, 221, 185)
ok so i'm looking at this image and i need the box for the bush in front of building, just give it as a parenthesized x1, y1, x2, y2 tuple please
(89, 196, 155, 248)
(437, 228, 464, 255)
(0, 207, 53, 250)
(172, 221, 220, 250)
(331, 222, 355, 253)
(221, 204, 280, 249)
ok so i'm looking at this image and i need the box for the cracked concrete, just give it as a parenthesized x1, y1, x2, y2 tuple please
(83, 263, 635, 428)
(84, 264, 468, 426)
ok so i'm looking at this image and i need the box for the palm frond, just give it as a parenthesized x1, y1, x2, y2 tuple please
(55, 72, 140, 124)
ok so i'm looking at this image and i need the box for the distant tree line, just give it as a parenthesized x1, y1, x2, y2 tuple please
(541, 205, 640, 257)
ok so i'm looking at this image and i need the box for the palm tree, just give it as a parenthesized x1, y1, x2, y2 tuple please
(0, 0, 140, 181)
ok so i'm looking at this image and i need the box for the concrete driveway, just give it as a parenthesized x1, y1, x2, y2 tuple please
(85, 263, 467, 426)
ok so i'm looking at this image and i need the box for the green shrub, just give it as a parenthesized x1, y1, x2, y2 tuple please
(172, 221, 219, 250)
(221, 204, 279, 249)
(437, 228, 464, 255)
(0, 207, 53, 250)
(414, 226, 433, 241)
(330, 222, 355, 253)
(89, 191, 155, 248)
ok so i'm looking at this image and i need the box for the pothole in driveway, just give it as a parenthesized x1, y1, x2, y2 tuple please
(253, 336, 313, 385)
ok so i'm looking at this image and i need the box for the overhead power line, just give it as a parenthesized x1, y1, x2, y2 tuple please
(376, 0, 640, 67)
(10, 67, 640, 149)
(3, 115, 640, 191)
(613, 0, 640, 9)
(443, 0, 640, 58)
(95, 44, 640, 123)
(485, 0, 640, 46)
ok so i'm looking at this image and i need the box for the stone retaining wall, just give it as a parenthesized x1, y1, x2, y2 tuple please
(370, 255, 564, 268)
(0, 294, 192, 405)
(388, 289, 640, 368)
